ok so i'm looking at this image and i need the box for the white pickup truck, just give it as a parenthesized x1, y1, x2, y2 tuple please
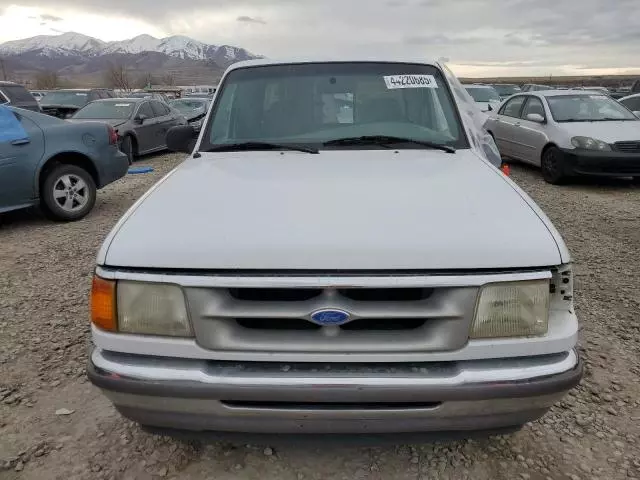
(88, 58, 582, 435)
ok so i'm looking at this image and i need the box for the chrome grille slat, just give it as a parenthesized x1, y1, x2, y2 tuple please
(201, 288, 464, 320)
(186, 285, 479, 354)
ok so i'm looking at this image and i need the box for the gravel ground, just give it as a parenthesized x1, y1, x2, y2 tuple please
(1, 155, 639, 480)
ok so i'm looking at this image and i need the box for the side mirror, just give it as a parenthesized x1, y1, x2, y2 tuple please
(167, 125, 198, 153)
(487, 104, 493, 112)
(134, 114, 147, 124)
(633, 111, 640, 118)
(526, 113, 545, 123)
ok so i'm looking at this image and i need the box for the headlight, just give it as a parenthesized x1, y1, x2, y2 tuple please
(470, 280, 550, 339)
(570, 136, 611, 151)
(116, 281, 193, 337)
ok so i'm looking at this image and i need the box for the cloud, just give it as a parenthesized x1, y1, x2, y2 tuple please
(404, 34, 481, 46)
(0, 0, 639, 75)
(236, 15, 266, 24)
(41, 13, 63, 21)
(26, 13, 64, 22)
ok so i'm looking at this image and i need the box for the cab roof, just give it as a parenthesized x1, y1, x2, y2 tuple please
(227, 57, 442, 72)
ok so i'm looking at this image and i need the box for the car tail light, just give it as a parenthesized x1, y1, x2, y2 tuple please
(500, 163, 511, 176)
(91, 276, 117, 331)
(107, 126, 118, 145)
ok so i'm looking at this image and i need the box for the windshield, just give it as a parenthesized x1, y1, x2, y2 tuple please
(41, 91, 89, 107)
(465, 86, 500, 103)
(72, 101, 135, 119)
(202, 62, 467, 151)
(169, 99, 207, 114)
(492, 84, 521, 96)
(546, 94, 637, 122)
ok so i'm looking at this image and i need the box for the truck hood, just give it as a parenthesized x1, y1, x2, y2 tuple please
(101, 149, 564, 270)
(559, 120, 640, 142)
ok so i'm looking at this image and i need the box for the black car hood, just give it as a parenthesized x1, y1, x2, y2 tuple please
(67, 118, 128, 129)
(40, 104, 81, 118)
(185, 111, 206, 122)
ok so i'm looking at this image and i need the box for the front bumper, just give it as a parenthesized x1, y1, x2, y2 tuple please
(88, 348, 582, 434)
(560, 148, 640, 176)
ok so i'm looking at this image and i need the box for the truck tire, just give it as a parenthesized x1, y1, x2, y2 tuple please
(41, 164, 96, 221)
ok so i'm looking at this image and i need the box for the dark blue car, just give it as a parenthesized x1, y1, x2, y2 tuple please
(0, 106, 129, 221)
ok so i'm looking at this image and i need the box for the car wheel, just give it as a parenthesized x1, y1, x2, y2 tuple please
(121, 135, 136, 165)
(41, 164, 96, 221)
(541, 147, 566, 184)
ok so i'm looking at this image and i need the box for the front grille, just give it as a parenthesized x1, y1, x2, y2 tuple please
(236, 317, 426, 331)
(613, 141, 640, 153)
(185, 284, 478, 354)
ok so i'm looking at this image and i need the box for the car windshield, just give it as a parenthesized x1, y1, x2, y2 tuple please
(465, 86, 500, 103)
(202, 62, 467, 151)
(492, 84, 521, 96)
(41, 91, 89, 107)
(72, 101, 135, 119)
(546, 94, 637, 122)
(169, 99, 207, 113)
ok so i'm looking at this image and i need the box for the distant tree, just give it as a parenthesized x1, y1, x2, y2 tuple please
(136, 72, 155, 89)
(34, 70, 59, 90)
(104, 62, 133, 92)
(0, 58, 9, 81)
(161, 72, 176, 86)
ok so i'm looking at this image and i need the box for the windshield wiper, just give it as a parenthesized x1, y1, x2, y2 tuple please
(600, 117, 635, 121)
(323, 135, 456, 153)
(204, 141, 319, 154)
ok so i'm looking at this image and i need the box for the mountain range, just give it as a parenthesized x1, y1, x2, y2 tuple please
(0, 32, 262, 87)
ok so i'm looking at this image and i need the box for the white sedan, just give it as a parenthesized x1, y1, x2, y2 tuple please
(462, 84, 502, 112)
(485, 90, 640, 183)
(618, 93, 640, 116)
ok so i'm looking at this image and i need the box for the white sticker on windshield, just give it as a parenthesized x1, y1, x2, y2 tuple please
(115, 103, 131, 107)
(76, 93, 88, 96)
(384, 75, 437, 89)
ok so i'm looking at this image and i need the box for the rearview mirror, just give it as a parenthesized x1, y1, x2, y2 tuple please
(633, 111, 640, 118)
(134, 114, 147, 124)
(526, 113, 545, 123)
(167, 125, 198, 153)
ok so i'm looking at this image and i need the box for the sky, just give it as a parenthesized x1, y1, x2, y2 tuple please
(0, 0, 639, 77)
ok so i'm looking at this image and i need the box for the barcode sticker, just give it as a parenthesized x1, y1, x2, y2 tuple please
(384, 75, 438, 89)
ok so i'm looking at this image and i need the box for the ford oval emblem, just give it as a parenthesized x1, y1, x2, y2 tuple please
(310, 309, 351, 326)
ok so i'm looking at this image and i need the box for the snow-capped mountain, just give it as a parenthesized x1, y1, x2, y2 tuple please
(102, 34, 212, 60)
(0, 32, 106, 57)
(0, 32, 259, 63)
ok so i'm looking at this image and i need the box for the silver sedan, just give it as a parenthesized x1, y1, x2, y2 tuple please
(485, 90, 640, 183)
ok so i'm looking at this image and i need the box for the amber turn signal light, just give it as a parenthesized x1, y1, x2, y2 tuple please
(91, 276, 117, 331)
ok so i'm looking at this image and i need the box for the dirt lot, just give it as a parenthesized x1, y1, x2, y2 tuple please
(1, 154, 639, 480)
